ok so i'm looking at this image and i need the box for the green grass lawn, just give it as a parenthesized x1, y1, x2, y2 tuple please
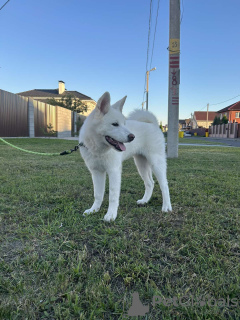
(0, 139, 239, 320)
(178, 137, 225, 145)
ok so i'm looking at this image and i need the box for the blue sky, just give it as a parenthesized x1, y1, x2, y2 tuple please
(1, 0, 240, 125)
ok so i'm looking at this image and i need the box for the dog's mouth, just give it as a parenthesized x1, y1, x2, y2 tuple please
(105, 136, 126, 151)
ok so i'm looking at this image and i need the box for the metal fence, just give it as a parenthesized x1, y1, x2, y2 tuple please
(33, 100, 57, 137)
(0, 89, 29, 137)
(0, 89, 73, 138)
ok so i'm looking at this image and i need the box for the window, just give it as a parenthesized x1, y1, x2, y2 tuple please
(235, 112, 240, 118)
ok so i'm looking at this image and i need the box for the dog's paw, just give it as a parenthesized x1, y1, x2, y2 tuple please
(83, 205, 101, 217)
(83, 209, 95, 216)
(137, 199, 147, 206)
(103, 212, 117, 222)
(162, 204, 172, 212)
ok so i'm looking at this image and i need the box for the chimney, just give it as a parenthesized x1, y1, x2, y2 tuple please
(58, 81, 65, 94)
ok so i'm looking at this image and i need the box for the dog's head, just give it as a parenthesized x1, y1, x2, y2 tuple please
(93, 92, 135, 152)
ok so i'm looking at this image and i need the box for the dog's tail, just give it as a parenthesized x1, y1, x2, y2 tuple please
(128, 109, 159, 127)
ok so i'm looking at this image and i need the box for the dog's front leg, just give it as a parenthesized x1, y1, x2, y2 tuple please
(103, 169, 121, 222)
(83, 170, 106, 216)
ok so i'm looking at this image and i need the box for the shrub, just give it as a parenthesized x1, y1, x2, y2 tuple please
(41, 123, 57, 137)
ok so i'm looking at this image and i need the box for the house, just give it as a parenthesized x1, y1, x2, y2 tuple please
(17, 81, 96, 116)
(179, 119, 192, 130)
(189, 111, 218, 129)
(179, 119, 187, 130)
(185, 118, 191, 128)
(217, 101, 240, 124)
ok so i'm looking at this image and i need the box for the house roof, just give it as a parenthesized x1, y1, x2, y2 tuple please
(217, 101, 240, 113)
(17, 89, 94, 101)
(194, 111, 218, 121)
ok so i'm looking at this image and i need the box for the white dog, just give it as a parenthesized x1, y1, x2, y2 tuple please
(79, 92, 172, 221)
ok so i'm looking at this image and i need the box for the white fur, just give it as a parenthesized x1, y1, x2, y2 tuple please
(79, 92, 172, 222)
(128, 109, 160, 127)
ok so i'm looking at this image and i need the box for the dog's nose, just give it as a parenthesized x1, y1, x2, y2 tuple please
(128, 134, 135, 142)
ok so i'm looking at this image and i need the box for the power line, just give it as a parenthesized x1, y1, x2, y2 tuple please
(142, 0, 153, 105)
(150, 0, 161, 70)
(0, 0, 10, 11)
(180, 0, 184, 24)
(210, 94, 240, 106)
(199, 105, 207, 111)
(194, 93, 240, 113)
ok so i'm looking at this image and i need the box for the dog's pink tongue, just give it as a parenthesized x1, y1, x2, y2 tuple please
(118, 142, 126, 151)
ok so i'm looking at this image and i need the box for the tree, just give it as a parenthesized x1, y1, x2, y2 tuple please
(212, 116, 221, 126)
(221, 115, 228, 124)
(46, 94, 88, 114)
(159, 121, 163, 131)
(212, 115, 228, 126)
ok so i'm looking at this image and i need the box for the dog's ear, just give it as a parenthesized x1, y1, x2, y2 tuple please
(112, 96, 127, 113)
(96, 92, 110, 115)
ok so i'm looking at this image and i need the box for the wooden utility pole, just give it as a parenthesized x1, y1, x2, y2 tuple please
(167, 0, 180, 158)
(206, 103, 209, 128)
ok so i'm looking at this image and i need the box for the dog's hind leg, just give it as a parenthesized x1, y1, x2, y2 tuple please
(134, 155, 154, 205)
(83, 170, 106, 216)
(147, 155, 172, 212)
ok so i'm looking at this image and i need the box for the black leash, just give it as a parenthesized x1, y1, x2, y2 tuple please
(60, 142, 86, 156)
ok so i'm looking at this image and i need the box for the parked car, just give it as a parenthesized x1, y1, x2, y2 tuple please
(184, 131, 192, 137)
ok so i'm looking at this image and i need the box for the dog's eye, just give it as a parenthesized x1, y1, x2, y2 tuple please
(112, 123, 119, 126)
